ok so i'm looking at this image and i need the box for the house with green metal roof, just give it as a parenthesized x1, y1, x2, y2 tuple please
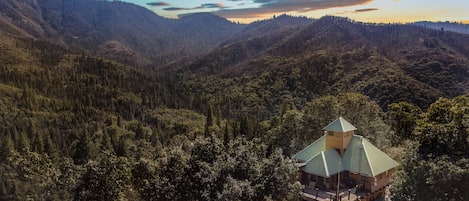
(293, 117, 399, 200)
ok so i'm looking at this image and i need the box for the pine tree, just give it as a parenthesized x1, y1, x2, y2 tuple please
(72, 132, 92, 165)
(223, 122, 230, 145)
(43, 134, 58, 158)
(150, 128, 158, 147)
(117, 116, 122, 127)
(115, 136, 128, 157)
(101, 130, 113, 150)
(16, 131, 30, 153)
(204, 105, 213, 136)
(134, 123, 145, 140)
(0, 132, 15, 161)
(31, 133, 44, 153)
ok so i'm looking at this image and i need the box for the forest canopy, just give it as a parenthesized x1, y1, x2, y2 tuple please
(0, 3, 468, 200)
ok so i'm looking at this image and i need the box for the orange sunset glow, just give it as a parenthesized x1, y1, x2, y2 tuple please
(126, 0, 469, 24)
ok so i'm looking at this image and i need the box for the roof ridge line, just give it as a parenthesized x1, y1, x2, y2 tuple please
(360, 138, 375, 176)
(340, 118, 345, 131)
(321, 151, 329, 177)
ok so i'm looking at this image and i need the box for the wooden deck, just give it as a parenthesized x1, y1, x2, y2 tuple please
(302, 186, 381, 201)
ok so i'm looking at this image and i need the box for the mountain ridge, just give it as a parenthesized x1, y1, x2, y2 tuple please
(172, 16, 469, 111)
(0, 0, 246, 66)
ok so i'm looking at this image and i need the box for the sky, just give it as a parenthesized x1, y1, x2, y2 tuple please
(123, 0, 469, 24)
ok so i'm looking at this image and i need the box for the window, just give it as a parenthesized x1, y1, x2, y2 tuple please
(311, 175, 317, 182)
(361, 176, 368, 183)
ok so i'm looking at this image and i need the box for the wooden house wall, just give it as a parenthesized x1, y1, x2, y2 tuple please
(325, 131, 354, 156)
(348, 168, 396, 193)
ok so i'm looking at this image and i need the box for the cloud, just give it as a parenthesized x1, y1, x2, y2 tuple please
(214, 0, 373, 18)
(196, 3, 225, 9)
(163, 3, 226, 11)
(163, 7, 189, 11)
(354, 8, 378, 13)
(146, 2, 170, 7)
(254, 0, 274, 3)
(336, 7, 378, 15)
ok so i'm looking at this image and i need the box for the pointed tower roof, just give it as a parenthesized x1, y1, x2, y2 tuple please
(323, 117, 357, 132)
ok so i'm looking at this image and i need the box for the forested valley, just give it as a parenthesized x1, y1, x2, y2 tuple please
(0, 1, 469, 201)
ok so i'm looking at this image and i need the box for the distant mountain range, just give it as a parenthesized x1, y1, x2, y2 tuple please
(414, 21, 469, 35)
(0, 0, 468, 110)
(0, 0, 245, 65)
(1, 0, 468, 66)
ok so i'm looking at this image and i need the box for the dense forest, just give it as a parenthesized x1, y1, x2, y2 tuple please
(0, 0, 468, 201)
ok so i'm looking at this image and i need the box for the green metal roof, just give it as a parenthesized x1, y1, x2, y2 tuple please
(342, 136, 399, 176)
(294, 135, 398, 177)
(342, 136, 373, 176)
(302, 150, 344, 177)
(322, 117, 357, 132)
(292, 135, 326, 162)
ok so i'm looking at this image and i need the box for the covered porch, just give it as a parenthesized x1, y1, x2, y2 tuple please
(299, 171, 356, 190)
(302, 185, 387, 201)
(299, 171, 388, 201)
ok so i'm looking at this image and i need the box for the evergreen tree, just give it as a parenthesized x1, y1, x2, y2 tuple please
(115, 136, 128, 157)
(15, 130, 30, 153)
(204, 105, 214, 136)
(72, 132, 92, 165)
(31, 133, 44, 153)
(223, 122, 230, 146)
(0, 132, 15, 161)
(135, 123, 145, 140)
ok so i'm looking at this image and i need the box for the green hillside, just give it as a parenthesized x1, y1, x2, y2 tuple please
(0, 2, 467, 200)
(173, 16, 468, 114)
